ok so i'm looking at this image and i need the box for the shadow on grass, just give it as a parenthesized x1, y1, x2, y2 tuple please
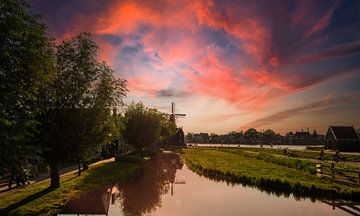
(0, 187, 53, 215)
(0, 162, 141, 216)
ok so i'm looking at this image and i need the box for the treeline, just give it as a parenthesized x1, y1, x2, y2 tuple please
(186, 128, 323, 145)
(0, 0, 175, 189)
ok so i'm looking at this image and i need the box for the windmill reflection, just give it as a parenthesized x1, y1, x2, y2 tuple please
(114, 151, 184, 215)
(61, 151, 184, 216)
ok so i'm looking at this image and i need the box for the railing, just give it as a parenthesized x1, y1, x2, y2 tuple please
(316, 162, 360, 185)
(0, 173, 11, 189)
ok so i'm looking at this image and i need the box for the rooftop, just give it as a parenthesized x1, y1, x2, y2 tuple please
(329, 126, 360, 140)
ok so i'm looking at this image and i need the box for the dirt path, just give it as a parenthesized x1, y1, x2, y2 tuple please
(0, 157, 114, 197)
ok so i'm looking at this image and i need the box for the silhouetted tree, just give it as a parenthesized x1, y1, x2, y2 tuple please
(244, 128, 258, 138)
(312, 129, 318, 136)
(264, 129, 276, 138)
(0, 0, 54, 178)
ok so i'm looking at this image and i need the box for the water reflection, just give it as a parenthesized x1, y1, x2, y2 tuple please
(113, 151, 183, 215)
(62, 187, 112, 215)
(61, 151, 359, 216)
(62, 151, 182, 216)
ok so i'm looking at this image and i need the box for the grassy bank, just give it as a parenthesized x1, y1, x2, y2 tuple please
(221, 149, 317, 173)
(183, 149, 360, 200)
(0, 162, 141, 216)
(234, 147, 360, 162)
(220, 149, 360, 174)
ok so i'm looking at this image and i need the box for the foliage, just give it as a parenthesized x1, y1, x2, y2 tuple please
(244, 128, 258, 138)
(263, 129, 276, 138)
(36, 33, 127, 187)
(123, 103, 176, 153)
(0, 0, 54, 175)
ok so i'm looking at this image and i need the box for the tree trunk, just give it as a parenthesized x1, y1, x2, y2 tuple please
(78, 161, 81, 176)
(49, 163, 60, 188)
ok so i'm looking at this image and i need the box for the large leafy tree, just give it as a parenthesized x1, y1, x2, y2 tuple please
(37, 33, 127, 188)
(0, 0, 54, 177)
(123, 103, 175, 154)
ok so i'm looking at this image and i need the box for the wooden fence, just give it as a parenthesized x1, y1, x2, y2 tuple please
(316, 163, 360, 186)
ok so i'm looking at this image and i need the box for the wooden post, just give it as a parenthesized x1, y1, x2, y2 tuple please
(331, 163, 335, 179)
(316, 163, 322, 178)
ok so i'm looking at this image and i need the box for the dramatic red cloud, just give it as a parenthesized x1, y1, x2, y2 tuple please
(44, 0, 358, 114)
(195, 1, 271, 64)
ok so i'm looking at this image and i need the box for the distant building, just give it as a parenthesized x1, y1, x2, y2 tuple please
(325, 126, 360, 152)
(171, 128, 185, 145)
(293, 131, 312, 145)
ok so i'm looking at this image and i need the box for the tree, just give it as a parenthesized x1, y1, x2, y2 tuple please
(263, 129, 276, 138)
(0, 0, 54, 179)
(158, 114, 176, 145)
(312, 129, 318, 136)
(244, 128, 258, 138)
(123, 103, 173, 154)
(36, 33, 127, 187)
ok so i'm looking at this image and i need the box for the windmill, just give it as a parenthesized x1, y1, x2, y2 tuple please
(170, 102, 186, 123)
(169, 102, 186, 145)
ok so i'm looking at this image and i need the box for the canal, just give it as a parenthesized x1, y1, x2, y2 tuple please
(61, 152, 359, 216)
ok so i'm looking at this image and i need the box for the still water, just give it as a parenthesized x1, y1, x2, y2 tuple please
(61, 152, 359, 216)
(192, 143, 323, 150)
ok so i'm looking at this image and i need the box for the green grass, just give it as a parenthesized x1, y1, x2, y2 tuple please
(0, 162, 141, 216)
(221, 148, 360, 174)
(221, 149, 317, 174)
(183, 149, 360, 200)
(237, 147, 360, 162)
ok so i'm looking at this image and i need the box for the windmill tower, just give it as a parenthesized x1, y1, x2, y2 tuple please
(169, 102, 186, 145)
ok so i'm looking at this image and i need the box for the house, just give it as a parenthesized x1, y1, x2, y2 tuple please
(293, 131, 312, 145)
(325, 126, 360, 152)
(170, 128, 185, 145)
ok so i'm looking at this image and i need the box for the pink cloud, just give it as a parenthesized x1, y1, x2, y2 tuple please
(42, 0, 359, 114)
(195, 1, 271, 64)
(304, 0, 340, 37)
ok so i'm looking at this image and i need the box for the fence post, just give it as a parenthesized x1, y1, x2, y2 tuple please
(331, 163, 335, 179)
(316, 163, 322, 178)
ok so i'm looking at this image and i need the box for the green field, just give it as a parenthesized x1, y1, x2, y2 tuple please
(183, 148, 360, 200)
(0, 162, 141, 216)
(232, 147, 360, 162)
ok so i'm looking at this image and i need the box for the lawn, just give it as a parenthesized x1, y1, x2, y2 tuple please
(0, 162, 141, 216)
(183, 149, 360, 200)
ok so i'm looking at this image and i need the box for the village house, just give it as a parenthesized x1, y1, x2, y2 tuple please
(293, 130, 312, 145)
(325, 126, 360, 152)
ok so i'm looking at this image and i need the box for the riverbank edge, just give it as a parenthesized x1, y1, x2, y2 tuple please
(0, 161, 142, 216)
(183, 149, 360, 201)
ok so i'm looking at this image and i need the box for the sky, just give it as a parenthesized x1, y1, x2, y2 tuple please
(28, 0, 360, 134)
